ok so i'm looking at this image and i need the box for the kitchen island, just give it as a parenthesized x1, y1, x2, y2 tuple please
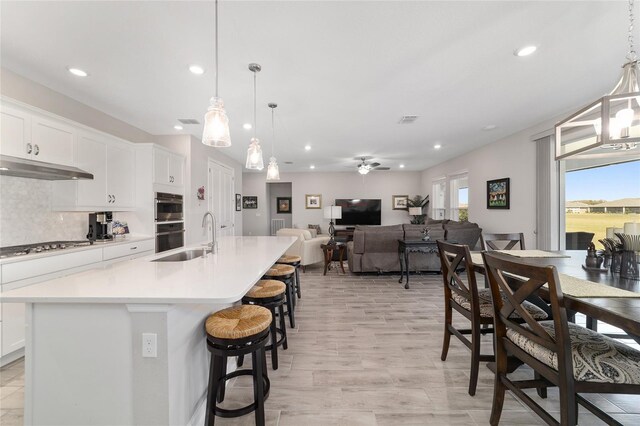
(0, 235, 296, 426)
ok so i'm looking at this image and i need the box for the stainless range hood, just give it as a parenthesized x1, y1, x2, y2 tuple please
(0, 155, 94, 180)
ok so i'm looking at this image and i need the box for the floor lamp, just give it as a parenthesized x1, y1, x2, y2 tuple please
(324, 206, 342, 244)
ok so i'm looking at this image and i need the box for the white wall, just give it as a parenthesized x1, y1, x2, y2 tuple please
(242, 171, 422, 236)
(268, 182, 293, 231)
(420, 122, 556, 249)
(1, 68, 154, 143)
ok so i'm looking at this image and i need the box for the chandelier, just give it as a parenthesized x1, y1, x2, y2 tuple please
(555, 0, 639, 159)
(245, 63, 264, 170)
(266, 103, 280, 181)
(202, 0, 231, 147)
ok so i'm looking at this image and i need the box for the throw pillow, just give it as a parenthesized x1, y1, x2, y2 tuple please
(308, 224, 321, 235)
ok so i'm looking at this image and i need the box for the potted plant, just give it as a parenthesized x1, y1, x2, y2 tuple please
(407, 195, 429, 224)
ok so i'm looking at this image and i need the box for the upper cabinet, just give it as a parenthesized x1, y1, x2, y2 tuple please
(0, 103, 74, 166)
(0, 105, 31, 158)
(52, 133, 135, 211)
(31, 116, 75, 166)
(153, 147, 184, 188)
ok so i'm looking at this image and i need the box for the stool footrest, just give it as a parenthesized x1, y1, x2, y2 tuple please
(213, 369, 270, 418)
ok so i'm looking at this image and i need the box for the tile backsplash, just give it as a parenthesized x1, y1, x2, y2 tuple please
(0, 176, 88, 246)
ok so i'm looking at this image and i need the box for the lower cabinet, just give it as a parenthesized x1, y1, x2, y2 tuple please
(0, 238, 154, 365)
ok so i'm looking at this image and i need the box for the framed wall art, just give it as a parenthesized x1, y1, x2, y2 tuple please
(487, 178, 510, 209)
(277, 197, 292, 214)
(392, 195, 409, 210)
(235, 194, 242, 211)
(242, 196, 258, 209)
(305, 194, 322, 209)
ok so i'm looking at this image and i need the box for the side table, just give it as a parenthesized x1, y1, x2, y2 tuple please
(398, 239, 439, 289)
(321, 243, 346, 275)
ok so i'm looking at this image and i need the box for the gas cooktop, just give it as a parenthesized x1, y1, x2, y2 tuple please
(0, 240, 93, 259)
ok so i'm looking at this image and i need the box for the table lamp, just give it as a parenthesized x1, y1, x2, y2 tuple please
(324, 205, 342, 244)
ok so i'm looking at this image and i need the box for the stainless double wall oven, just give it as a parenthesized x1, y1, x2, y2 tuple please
(155, 192, 185, 253)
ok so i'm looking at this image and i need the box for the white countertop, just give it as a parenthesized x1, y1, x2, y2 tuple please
(0, 236, 296, 304)
(0, 235, 154, 265)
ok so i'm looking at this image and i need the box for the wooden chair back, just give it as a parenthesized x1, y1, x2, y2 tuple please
(481, 252, 573, 384)
(437, 240, 480, 309)
(481, 232, 525, 251)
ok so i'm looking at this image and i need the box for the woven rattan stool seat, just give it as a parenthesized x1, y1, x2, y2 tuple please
(265, 264, 295, 277)
(277, 255, 301, 264)
(246, 280, 286, 299)
(206, 305, 272, 340)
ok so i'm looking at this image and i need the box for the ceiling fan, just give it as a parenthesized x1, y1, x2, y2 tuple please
(354, 156, 390, 175)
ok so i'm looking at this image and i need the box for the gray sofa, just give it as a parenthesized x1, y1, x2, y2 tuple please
(347, 221, 482, 273)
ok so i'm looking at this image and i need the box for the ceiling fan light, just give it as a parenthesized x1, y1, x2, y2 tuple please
(202, 97, 231, 147)
(246, 137, 264, 170)
(266, 157, 280, 180)
(358, 164, 370, 175)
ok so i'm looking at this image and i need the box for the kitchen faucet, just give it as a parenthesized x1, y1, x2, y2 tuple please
(202, 211, 218, 253)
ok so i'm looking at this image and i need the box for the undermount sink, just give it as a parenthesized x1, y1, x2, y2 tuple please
(152, 248, 211, 262)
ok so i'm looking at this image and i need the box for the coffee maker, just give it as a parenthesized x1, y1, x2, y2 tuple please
(87, 212, 113, 241)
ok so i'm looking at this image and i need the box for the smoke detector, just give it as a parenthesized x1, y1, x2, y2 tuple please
(398, 115, 418, 124)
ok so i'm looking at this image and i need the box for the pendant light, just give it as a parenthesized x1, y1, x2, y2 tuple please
(202, 0, 231, 147)
(555, 0, 639, 159)
(245, 63, 264, 170)
(266, 103, 280, 181)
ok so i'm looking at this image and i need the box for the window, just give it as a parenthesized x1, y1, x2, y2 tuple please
(432, 178, 447, 219)
(564, 160, 640, 249)
(450, 173, 469, 222)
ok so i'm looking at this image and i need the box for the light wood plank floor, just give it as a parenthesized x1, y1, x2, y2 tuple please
(1, 264, 639, 425)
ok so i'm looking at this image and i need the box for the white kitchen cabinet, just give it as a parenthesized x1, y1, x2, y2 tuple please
(1, 303, 25, 357)
(53, 133, 135, 211)
(153, 147, 184, 187)
(102, 239, 154, 261)
(30, 115, 76, 166)
(107, 142, 135, 208)
(75, 133, 108, 207)
(0, 104, 31, 158)
(1, 101, 75, 166)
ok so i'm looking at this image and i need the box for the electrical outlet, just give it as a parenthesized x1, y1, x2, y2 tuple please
(142, 333, 157, 358)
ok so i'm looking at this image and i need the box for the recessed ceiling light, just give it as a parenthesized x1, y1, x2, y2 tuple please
(482, 124, 497, 131)
(174, 125, 183, 130)
(0, 167, 9, 171)
(305, 145, 311, 151)
(434, 144, 442, 149)
(310, 165, 315, 169)
(189, 65, 205, 75)
(243, 123, 252, 130)
(67, 67, 88, 77)
(399, 164, 405, 168)
(514, 45, 537, 57)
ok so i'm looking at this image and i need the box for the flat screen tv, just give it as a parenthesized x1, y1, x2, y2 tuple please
(335, 199, 381, 226)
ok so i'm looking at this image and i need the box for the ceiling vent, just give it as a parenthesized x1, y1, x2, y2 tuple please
(284, 161, 293, 165)
(398, 115, 418, 124)
(178, 118, 200, 125)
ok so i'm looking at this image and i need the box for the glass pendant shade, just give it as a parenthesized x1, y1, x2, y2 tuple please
(245, 138, 264, 170)
(266, 156, 280, 181)
(202, 97, 231, 147)
(555, 60, 640, 159)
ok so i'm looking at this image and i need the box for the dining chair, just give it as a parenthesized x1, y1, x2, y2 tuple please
(482, 252, 640, 426)
(481, 232, 525, 251)
(437, 241, 548, 396)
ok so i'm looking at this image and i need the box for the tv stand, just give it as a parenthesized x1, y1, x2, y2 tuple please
(335, 228, 355, 242)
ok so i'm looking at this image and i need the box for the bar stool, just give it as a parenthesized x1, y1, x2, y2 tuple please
(204, 305, 272, 426)
(240, 280, 288, 370)
(276, 255, 302, 300)
(263, 264, 296, 328)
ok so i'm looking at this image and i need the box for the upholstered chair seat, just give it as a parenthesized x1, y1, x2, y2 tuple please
(451, 288, 548, 320)
(507, 321, 640, 385)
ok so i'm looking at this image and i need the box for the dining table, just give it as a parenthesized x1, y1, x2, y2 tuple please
(468, 250, 640, 343)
